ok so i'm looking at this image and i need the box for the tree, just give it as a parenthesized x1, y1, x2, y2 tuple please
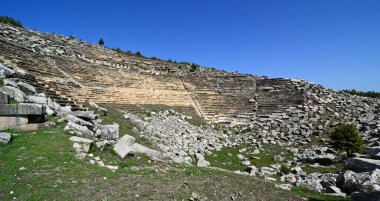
(331, 124, 364, 157)
(190, 63, 199, 72)
(135, 51, 142, 57)
(98, 38, 104, 46)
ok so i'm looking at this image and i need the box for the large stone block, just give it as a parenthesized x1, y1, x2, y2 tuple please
(0, 132, 11, 143)
(350, 192, 380, 201)
(65, 121, 94, 138)
(17, 82, 36, 94)
(0, 64, 15, 77)
(345, 158, 380, 172)
(28, 95, 47, 104)
(96, 123, 119, 140)
(0, 103, 46, 115)
(0, 116, 28, 130)
(113, 134, 136, 158)
(0, 86, 28, 103)
(0, 92, 8, 104)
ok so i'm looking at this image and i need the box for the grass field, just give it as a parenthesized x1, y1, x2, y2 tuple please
(0, 118, 347, 201)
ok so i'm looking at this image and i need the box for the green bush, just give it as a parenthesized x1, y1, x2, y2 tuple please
(143, 110, 152, 117)
(280, 164, 290, 174)
(331, 124, 364, 157)
(134, 51, 143, 57)
(190, 63, 199, 72)
(98, 38, 104, 46)
(0, 16, 23, 27)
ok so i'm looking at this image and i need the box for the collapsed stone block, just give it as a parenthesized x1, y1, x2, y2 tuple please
(0, 132, 11, 144)
(113, 134, 136, 158)
(96, 123, 119, 140)
(0, 103, 46, 115)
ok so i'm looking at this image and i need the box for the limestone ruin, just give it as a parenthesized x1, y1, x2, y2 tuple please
(1, 22, 380, 199)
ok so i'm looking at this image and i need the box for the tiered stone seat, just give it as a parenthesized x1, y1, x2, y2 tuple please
(256, 78, 304, 114)
(182, 75, 258, 119)
(13, 74, 84, 110)
(1, 30, 307, 122)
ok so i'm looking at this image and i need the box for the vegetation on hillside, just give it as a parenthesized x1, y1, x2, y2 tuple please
(0, 119, 313, 201)
(331, 124, 364, 157)
(98, 38, 104, 46)
(0, 16, 23, 27)
(341, 89, 380, 99)
(110, 46, 205, 72)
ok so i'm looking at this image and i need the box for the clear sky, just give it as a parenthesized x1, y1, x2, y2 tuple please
(2, 0, 379, 91)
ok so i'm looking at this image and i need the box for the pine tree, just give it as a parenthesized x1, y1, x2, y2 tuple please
(331, 124, 364, 157)
(98, 38, 104, 46)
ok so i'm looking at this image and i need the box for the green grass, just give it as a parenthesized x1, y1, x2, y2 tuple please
(251, 144, 292, 168)
(9, 98, 19, 104)
(206, 146, 248, 171)
(17, 85, 32, 95)
(292, 187, 349, 201)
(206, 143, 293, 171)
(0, 118, 342, 200)
(93, 104, 153, 147)
(185, 116, 208, 127)
(302, 163, 343, 175)
(0, 122, 114, 200)
(0, 123, 308, 200)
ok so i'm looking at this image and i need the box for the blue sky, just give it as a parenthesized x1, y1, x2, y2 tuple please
(2, 0, 379, 91)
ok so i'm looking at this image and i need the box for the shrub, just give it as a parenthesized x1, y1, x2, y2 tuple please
(98, 38, 104, 46)
(134, 51, 143, 57)
(113, 48, 122, 53)
(190, 63, 199, 72)
(331, 124, 364, 157)
(0, 16, 23, 27)
(143, 110, 151, 117)
(280, 164, 291, 174)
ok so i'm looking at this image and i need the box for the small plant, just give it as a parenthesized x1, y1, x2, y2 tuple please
(331, 124, 364, 157)
(46, 115, 56, 121)
(143, 110, 152, 117)
(280, 164, 291, 174)
(98, 38, 104, 46)
(10, 98, 19, 104)
(17, 85, 31, 95)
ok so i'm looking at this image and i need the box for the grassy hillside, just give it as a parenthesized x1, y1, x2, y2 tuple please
(0, 117, 349, 201)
